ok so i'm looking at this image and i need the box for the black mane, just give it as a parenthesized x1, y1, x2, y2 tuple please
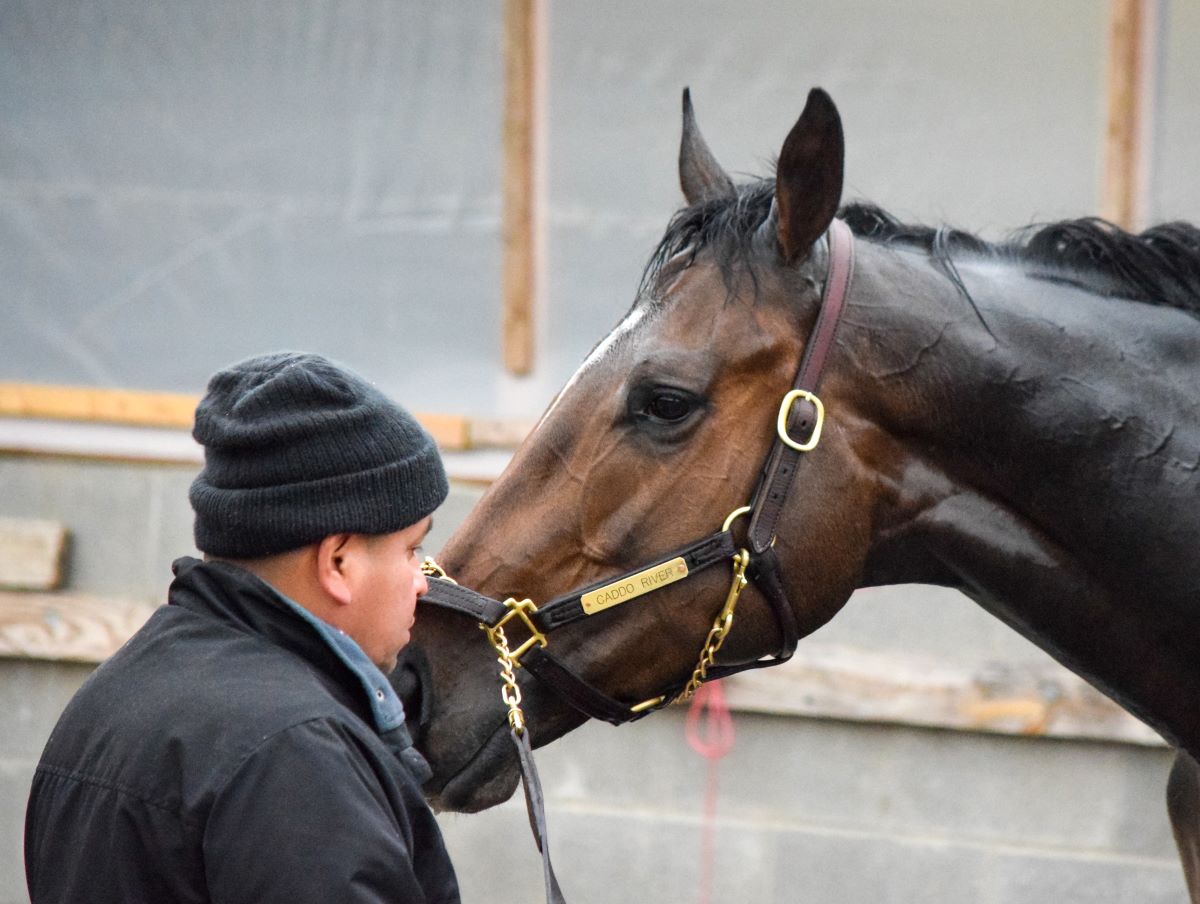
(642, 178, 1200, 318)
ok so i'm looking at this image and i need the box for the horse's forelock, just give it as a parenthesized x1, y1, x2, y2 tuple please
(640, 180, 777, 302)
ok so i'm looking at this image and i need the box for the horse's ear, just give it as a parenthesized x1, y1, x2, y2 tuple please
(775, 88, 844, 264)
(679, 88, 735, 205)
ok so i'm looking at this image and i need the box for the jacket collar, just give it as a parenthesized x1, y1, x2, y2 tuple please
(168, 556, 431, 782)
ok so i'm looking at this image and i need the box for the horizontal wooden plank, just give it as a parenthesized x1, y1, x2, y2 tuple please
(0, 588, 1164, 748)
(0, 419, 205, 464)
(0, 518, 67, 591)
(0, 382, 533, 451)
(0, 382, 197, 429)
(0, 591, 156, 663)
(466, 417, 535, 449)
(417, 412, 472, 451)
(722, 643, 1164, 747)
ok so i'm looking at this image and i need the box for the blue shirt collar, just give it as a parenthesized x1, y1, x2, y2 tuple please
(274, 594, 408, 734)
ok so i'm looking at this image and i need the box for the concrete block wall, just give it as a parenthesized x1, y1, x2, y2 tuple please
(0, 660, 93, 904)
(0, 454, 1188, 902)
(442, 713, 1183, 903)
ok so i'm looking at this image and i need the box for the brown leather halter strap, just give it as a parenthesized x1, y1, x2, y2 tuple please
(419, 217, 855, 725)
(741, 215, 856, 656)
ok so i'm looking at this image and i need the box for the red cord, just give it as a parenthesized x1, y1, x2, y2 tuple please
(685, 679, 735, 758)
(685, 681, 735, 904)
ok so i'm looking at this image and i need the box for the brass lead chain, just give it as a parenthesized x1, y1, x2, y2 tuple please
(675, 548, 751, 703)
(424, 556, 525, 733)
(420, 556, 457, 584)
(483, 623, 527, 735)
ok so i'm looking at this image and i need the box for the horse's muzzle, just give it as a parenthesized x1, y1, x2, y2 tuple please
(424, 719, 521, 813)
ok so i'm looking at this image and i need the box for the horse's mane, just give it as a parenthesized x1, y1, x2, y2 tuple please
(642, 178, 1200, 318)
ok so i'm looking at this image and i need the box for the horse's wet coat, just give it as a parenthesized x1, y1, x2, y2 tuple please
(397, 88, 1200, 897)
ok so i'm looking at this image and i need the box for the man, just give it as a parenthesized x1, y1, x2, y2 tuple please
(25, 352, 460, 903)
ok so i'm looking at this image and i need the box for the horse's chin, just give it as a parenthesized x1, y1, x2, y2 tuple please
(425, 721, 522, 813)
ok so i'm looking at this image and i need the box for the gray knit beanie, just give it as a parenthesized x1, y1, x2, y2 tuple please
(189, 352, 448, 558)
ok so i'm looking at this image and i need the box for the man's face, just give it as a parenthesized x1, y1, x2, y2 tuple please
(350, 516, 432, 672)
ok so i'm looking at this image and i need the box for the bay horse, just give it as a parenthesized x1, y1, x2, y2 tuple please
(400, 89, 1200, 896)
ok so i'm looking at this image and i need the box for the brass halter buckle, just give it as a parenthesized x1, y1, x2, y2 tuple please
(480, 599, 548, 736)
(422, 558, 533, 735)
(777, 388, 825, 452)
(483, 598, 547, 665)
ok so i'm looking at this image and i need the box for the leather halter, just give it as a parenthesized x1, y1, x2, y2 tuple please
(419, 218, 856, 724)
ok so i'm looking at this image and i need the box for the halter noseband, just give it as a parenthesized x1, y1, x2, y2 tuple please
(419, 217, 855, 726)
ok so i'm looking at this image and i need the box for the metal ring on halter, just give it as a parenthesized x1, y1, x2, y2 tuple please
(722, 504, 774, 548)
(722, 505, 752, 533)
(420, 556, 457, 584)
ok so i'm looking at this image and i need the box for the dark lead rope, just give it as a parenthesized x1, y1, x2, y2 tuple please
(513, 728, 566, 904)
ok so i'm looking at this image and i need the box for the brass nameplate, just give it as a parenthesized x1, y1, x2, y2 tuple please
(580, 557, 689, 615)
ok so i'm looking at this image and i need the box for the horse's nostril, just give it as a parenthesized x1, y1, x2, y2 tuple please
(390, 647, 432, 738)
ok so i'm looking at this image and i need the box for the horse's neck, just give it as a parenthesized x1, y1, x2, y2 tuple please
(852, 252, 1200, 749)
(858, 254, 1200, 592)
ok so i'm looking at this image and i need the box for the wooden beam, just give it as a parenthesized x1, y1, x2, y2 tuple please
(722, 643, 1163, 747)
(410, 412, 472, 451)
(466, 416, 534, 449)
(418, 414, 536, 451)
(0, 382, 196, 430)
(1102, 0, 1153, 229)
(0, 382, 533, 451)
(0, 585, 1161, 748)
(0, 518, 67, 591)
(0, 591, 155, 663)
(501, 0, 539, 375)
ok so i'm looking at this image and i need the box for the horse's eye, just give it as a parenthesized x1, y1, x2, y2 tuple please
(645, 390, 694, 423)
(627, 384, 705, 434)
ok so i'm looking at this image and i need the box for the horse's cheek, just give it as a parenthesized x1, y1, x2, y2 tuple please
(785, 439, 876, 630)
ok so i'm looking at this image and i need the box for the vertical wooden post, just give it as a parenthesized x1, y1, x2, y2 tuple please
(502, 0, 538, 375)
(1102, 0, 1154, 230)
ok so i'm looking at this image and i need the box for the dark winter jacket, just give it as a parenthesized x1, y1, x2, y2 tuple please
(25, 556, 460, 904)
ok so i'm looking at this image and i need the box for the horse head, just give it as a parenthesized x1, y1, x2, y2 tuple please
(410, 89, 887, 812)
(394, 84, 1200, 904)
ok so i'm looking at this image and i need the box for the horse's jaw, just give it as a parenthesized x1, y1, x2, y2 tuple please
(424, 718, 521, 813)
(417, 653, 592, 813)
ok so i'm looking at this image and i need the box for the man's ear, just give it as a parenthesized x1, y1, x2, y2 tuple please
(315, 533, 356, 606)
